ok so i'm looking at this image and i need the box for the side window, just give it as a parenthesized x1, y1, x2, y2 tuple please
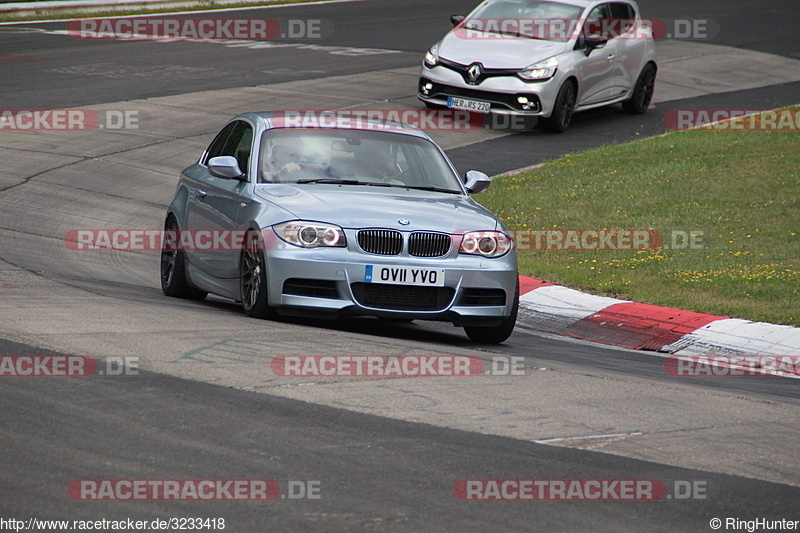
(609, 3, 635, 35)
(584, 4, 612, 39)
(204, 122, 237, 163)
(229, 123, 253, 176)
(203, 121, 253, 176)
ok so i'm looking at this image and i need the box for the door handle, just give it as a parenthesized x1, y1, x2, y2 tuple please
(197, 189, 208, 199)
(607, 54, 615, 61)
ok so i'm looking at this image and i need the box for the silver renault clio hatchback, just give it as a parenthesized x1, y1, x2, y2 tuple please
(418, 0, 657, 132)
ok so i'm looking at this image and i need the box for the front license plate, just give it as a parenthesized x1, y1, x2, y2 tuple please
(447, 96, 491, 114)
(365, 265, 446, 287)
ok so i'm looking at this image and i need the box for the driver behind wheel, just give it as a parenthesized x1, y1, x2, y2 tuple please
(262, 136, 304, 182)
(354, 144, 403, 184)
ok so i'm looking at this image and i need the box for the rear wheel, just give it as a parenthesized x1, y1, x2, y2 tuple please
(160, 216, 207, 300)
(622, 63, 656, 114)
(464, 279, 519, 344)
(240, 231, 277, 319)
(539, 80, 576, 133)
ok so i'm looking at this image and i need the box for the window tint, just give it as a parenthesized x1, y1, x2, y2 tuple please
(204, 122, 237, 163)
(609, 3, 635, 34)
(204, 121, 253, 175)
(229, 123, 253, 176)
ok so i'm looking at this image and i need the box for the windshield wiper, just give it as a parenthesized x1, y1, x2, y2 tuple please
(402, 185, 461, 194)
(295, 178, 367, 185)
(492, 29, 543, 39)
(295, 179, 459, 193)
(297, 178, 407, 187)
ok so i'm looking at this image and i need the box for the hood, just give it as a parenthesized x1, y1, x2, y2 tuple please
(438, 30, 567, 69)
(255, 184, 499, 233)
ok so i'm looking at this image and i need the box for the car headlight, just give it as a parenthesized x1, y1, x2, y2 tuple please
(459, 231, 513, 258)
(518, 56, 558, 81)
(273, 221, 346, 248)
(424, 43, 440, 68)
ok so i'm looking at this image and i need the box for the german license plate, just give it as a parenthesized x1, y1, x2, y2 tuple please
(447, 96, 491, 113)
(365, 265, 445, 287)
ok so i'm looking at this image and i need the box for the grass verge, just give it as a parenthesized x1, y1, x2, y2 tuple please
(479, 112, 800, 326)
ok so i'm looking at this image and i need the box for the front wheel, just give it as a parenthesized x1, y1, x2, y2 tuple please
(622, 63, 656, 114)
(539, 80, 576, 133)
(160, 216, 207, 300)
(240, 231, 277, 319)
(463, 279, 519, 344)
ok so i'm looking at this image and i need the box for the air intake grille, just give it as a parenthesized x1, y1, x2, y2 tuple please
(351, 283, 454, 311)
(357, 230, 403, 255)
(460, 288, 506, 306)
(409, 232, 451, 257)
(283, 279, 339, 299)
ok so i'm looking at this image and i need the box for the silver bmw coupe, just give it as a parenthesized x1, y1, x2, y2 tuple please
(161, 113, 518, 343)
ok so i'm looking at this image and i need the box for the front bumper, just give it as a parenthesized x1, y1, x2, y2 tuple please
(264, 234, 517, 325)
(418, 63, 563, 117)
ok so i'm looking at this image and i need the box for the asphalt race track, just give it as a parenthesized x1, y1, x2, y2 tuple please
(1, 0, 799, 531)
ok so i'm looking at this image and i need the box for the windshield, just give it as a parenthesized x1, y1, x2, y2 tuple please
(258, 128, 463, 193)
(464, 0, 583, 42)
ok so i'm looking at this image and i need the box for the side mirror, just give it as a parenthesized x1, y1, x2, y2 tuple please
(451, 14, 465, 27)
(208, 156, 245, 180)
(464, 170, 490, 194)
(583, 37, 608, 56)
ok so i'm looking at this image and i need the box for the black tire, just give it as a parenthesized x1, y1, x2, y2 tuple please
(464, 278, 519, 344)
(622, 63, 656, 114)
(160, 216, 207, 300)
(239, 230, 278, 319)
(539, 80, 576, 133)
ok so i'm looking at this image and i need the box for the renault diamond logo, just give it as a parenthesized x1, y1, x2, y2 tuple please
(467, 63, 483, 84)
(398, 219, 410, 225)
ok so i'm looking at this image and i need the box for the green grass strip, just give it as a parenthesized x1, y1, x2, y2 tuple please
(479, 110, 800, 326)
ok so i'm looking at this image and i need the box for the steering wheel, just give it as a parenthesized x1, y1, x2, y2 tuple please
(379, 168, 412, 185)
(275, 163, 313, 182)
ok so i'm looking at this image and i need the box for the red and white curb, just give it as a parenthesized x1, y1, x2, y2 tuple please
(517, 275, 800, 362)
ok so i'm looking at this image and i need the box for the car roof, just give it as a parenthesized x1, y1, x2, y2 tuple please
(232, 111, 432, 140)
(482, 0, 637, 8)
